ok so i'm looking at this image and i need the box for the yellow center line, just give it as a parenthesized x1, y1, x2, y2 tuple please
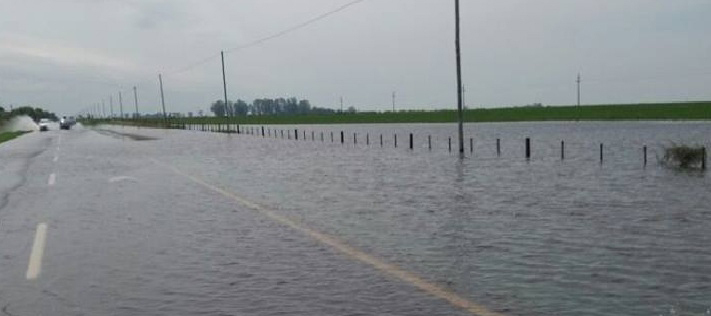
(152, 159, 504, 316)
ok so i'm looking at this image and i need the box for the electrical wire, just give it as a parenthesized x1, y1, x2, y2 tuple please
(224, 0, 367, 54)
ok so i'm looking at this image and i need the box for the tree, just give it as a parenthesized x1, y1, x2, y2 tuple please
(210, 100, 226, 117)
(0, 106, 5, 114)
(298, 100, 311, 114)
(234, 99, 249, 116)
(9, 106, 57, 122)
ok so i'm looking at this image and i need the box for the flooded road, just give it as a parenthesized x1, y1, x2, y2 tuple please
(1, 122, 709, 315)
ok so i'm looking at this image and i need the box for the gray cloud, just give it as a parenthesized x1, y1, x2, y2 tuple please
(1, 0, 710, 116)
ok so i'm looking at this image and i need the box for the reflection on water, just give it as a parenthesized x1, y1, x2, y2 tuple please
(111, 122, 710, 316)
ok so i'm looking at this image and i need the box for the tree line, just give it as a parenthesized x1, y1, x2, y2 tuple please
(210, 98, 336, 117)
(0, 106, 58, 122)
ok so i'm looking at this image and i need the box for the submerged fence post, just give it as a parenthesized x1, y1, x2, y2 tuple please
(394, 134, 398, 148)
(262, 126, 265, 137)
(321, 132, 324, 142)
(295, 129, 298, 140)
(428, 135, 432, 151)
(496, 138, 501, 157)
(525, 138, 531, 159)
(341, 131, 344, 144)
(354, 133, 357, 144)
(366, 133, 370, 146)
(600, 143, 604, 164)
(409, 133, 413, 150)
(700, 146, 707, 169)
(380, 134, 383, 148)
(312, 131, 314, 141)
(561, 141, 565, 160)
(303, 130, 306, 140)
(470, 138, 473, 153)
(643, 145, 647, 168)
(331, 131, 334, 142)
(448, 137, 452, 152)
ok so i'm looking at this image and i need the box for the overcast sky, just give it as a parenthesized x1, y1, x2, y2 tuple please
(1, 0, 710, 116)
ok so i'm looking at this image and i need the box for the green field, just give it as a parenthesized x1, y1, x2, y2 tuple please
(90, 101, 711, 126)
(0, 131, 30, 145)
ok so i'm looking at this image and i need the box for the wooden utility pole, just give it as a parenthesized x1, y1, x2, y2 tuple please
(392, 91, 396, 112)
(455, 0, 465, 157)
(159, 74, 167, 124)
(221, 51, 229, 117)
(118, 91, 124, 119)
(133, 86, 139, 118)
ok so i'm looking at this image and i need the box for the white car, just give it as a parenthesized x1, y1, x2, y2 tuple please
(38, 118, 50, 132)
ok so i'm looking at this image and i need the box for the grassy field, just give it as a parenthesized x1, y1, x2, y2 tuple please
(0, 131, 30, 145)
(90, 101, 711, 126)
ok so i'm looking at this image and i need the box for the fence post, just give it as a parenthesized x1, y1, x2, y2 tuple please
(561, 141, 565, 160)
(312, 131, 314, 141)
(321, 132, 324, 142)
(428, 135, 432, 151)
(341, 131, 344, 144)
(470, 138, 473, 153)
(600, 143, 604, 164)
(295, 129, 299, 140)
(448, 137, 452, 152)
(702, 147, 707, 170)
(366, 133, 370, 145)
(380, 134, 383, 148)
(262, 126, 265, 137)
(394, 134, 398, 148)
(525, 138, 531, 159)
(409, 133, 413, 150)
(496, 138, 501, 157)
(643, 145, 647, 168)
(331, 131, 334, 142)
(354, 133, 357, 144)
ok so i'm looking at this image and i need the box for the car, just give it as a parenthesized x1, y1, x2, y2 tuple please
(38, 118, 50, 131)
(59, 116, 71, 130)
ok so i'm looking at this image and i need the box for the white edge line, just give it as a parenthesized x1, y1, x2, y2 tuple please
(152, 159, 504, 316)
(26, 222, 48, 280)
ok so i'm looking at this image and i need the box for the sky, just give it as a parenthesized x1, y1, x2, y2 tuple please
(1, 0, 710, 116)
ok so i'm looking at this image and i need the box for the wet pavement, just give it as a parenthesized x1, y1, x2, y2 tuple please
(1, 122, 710, 316)
(0, 126, 475, 316)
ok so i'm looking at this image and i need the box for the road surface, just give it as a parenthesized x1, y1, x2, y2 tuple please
(0, 126, 489, 316)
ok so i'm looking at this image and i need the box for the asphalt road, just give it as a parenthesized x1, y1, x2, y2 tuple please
(0, 126, 484, 316)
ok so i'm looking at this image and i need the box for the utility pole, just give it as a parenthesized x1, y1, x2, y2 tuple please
(133, 86, 139, 118)
(119, 91, 124, 119)
(392, 91, 396, 112)
(110, 95, 114, 119)
(577, 73, 581, 121)
(577, 73, 581, 107)
(462, 85, 466, 109)
(455, 0, 465, 157)
(159, 74, 167, 124)
(221, 50, 229, 117)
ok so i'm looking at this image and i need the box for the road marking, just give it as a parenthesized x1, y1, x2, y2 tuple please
(152, 159, 504, 316)
(48, 173, 56, 186)
(26, 223, 48, 280)
(53, 155, 58, 162)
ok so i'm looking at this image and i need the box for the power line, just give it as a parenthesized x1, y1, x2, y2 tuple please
(224, 0, 367, 54)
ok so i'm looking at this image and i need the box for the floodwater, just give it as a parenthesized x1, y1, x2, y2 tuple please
(4, 121, 708, 315)
(149, 121, 711, 315)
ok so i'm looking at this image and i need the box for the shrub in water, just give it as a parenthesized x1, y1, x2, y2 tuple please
(661, 144, 706, 169)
